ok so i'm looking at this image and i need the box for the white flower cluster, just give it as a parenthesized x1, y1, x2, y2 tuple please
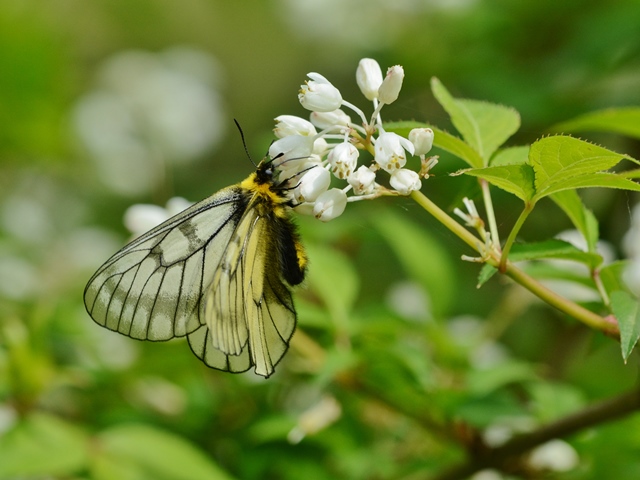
(270, 58, 437, 222)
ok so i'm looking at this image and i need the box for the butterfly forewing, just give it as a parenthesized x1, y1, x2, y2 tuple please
(84, 188, 244, 341)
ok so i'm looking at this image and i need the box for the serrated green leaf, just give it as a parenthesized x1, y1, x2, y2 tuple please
(0, 413, 89, 479)
(509, 239, 602, 267)
(459, 163, 536, 201)
(551, 107, 640, 141)
(96, 424, 236, 480)
(431, 77, 520, 165)
(490, 145, 530, 166)
(529, 136, 634, 199)
(610, 291, 640, 362)
(370, 209, 456, 316)
(534, 172, 640, 200)
(384, 121, 484, 168)
(550, 190, 599, 253)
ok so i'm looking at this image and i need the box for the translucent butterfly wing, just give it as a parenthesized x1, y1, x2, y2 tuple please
(188, 211, 297, 377)
(83, 187, 244, 341)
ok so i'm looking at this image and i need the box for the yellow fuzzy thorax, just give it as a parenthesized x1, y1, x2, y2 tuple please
(240, 173, 290, 218)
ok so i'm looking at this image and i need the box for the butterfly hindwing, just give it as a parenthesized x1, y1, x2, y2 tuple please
(188, 205, 298, 377)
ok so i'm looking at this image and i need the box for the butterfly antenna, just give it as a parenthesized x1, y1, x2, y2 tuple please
(234, 119, 258, 168)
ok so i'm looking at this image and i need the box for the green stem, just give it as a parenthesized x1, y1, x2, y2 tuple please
(480, 179, 500, 248)
(504, 263, 619, 336)
(593, 268, 611, 308)
(499, 202, 534, 273)
(410, 190, 482, 252)
(409, 191, 619, 338)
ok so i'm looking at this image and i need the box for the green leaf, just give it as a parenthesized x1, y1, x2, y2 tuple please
(0, 413, 89, 479)
(550, 190, 599, 253)
(551, 107, 640, 141)
(529, 136, 636, 200)
(431, 77, 520, 165)
(600, 261, 633, 296)
(370, 209, 456, 316)
(432, 126, 485, 168)
(610, 291, 640, 362)
(458, 163, 536, 201)
(384, 121, 484, 168)
(490, 145, 530, 166)
(509, 239, 602, 268)
(305, 242, 359, 319)
(466, 361, 538, 396)
(526, 382, 585, 423)
(622, 168, 640, 179)
(95, 424, 236, 480)
(477, 264, 498, 288)
(535, 172, 640, 199)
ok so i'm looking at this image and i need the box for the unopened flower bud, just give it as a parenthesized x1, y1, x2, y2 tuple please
(274, 115, 317, 138)
(356, 58, 383, 101)
(313, 188, 347, 222)
(378, 65, 404, 105)
(298, 73, 343, 112)
(295, 166, 331, 203)
(390, 168, 421, 195)
(310, 109, 351, 130)
(409, 127, 434, 156)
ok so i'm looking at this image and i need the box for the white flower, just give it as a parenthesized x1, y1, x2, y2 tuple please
(124, 197, 191, 237)
(409, 127, 434, 156)
(268, 135, 314, 165)
(374, 131, 414, 172)
(313, 188, 348, 222)
(310, 109, 351, 130)
(312, 136, 329, 156)
(348, 165, 376, 195)
(378, 65, 404, 105)
(327, 142, 359, 179)
(356, 58, 383, 101)
(295, 166, 331, 203)
(274, 115, 317, 138)
(298, 73, 343, 112)
(623, 258, 640, 297)
(528, 439, 579, 472)
(390, 169, 421, 195)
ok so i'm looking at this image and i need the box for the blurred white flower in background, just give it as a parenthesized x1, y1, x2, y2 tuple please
(537, 229, 617, 302)
(124, 197, 192, 238)
(72, 47, 225, 196)
(528, 439, 579, 472)
(287, 395, 342, 444)
(386, 280, 431, 322)
(622, 202, 640, 296)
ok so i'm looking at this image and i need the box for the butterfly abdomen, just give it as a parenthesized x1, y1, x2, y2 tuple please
(272, 215, 307, 286)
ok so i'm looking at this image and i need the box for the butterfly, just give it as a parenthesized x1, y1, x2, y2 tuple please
(84, 153, 307, 377)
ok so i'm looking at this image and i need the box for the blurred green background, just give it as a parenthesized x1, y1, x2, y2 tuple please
(2, 1, 640, 479)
